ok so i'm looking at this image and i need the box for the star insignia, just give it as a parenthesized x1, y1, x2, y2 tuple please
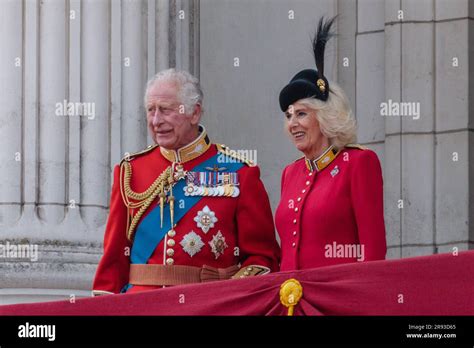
(194, 205, 218, 234)
(180, 231, 205, 257)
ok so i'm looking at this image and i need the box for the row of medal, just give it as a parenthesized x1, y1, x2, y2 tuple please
(183, 171, 240, 197)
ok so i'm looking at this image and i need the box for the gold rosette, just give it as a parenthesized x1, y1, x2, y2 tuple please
(279, 278, 303, 316)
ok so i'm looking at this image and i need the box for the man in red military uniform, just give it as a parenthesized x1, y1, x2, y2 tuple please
(92, 69, 280, 295)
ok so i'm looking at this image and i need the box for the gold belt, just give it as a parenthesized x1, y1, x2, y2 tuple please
(129, 264, 240, 286)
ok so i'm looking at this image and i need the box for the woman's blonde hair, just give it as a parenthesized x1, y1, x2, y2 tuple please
(297, 81, 357, 149)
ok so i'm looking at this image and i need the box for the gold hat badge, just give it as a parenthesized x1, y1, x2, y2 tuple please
(316, 78, 326, 93)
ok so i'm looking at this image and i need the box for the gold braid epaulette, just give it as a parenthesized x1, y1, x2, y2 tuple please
(118, 144, 172, 242)
(216, 143, 255, 167)
(120, 144, 159, 165)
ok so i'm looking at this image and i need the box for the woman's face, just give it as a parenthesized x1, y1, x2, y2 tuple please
(284, 101, 326, 158)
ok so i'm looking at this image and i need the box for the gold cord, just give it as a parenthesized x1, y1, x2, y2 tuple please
(127, 185, 162, 241)
(119, 162, 173, 241)
(121, 161, 166, 202)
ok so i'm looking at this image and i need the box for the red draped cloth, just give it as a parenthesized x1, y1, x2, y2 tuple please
(1, 251, 473, 316)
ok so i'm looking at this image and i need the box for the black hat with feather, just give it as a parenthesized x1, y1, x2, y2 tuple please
(279, 16, 336, 112)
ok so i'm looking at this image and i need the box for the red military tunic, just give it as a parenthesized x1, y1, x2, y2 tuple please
(93, 127, 280, 295)
(275, 144, 386, 271)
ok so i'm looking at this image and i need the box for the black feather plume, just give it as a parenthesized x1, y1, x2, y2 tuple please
(312, 16, 337, 77)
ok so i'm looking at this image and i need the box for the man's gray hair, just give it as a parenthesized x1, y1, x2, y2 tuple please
(144, 68, 203, 114)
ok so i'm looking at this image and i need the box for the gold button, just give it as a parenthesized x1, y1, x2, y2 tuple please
(167, 230, 176, 237)
(166, 248, 174, 256)
(306, 181, 310, 185)
(293, 219, 297, 224)
(295, 207, 298, 212)
(292, 242, 296, 248)
(167, 239, 175, 247)
(309, 172, 313, 176)
(302, 189, 306, 193)
(293, 231, 297, 236)
(166, 258, 174, 265)
(297, 197, 301, 202)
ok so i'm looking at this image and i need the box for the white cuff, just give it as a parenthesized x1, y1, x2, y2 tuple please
(91, 290, 115, 297)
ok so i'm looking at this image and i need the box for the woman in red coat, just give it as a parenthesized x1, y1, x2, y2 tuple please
(276, 17, 386, 271)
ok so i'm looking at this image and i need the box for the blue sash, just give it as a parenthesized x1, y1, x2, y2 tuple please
(130, 153, 245, 265)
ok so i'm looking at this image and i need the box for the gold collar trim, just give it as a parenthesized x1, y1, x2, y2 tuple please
(160, 125, 211, 163)
(305, 145, 340, 172)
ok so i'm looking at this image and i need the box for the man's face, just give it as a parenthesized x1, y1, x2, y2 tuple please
(146, 80, 201, 150)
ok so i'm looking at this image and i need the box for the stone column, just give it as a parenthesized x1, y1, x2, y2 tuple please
(0, 0, 199, 305)
(384, 0, 473, 258)
(338, 0, 473, 258)
(433, 0, 473, 253)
